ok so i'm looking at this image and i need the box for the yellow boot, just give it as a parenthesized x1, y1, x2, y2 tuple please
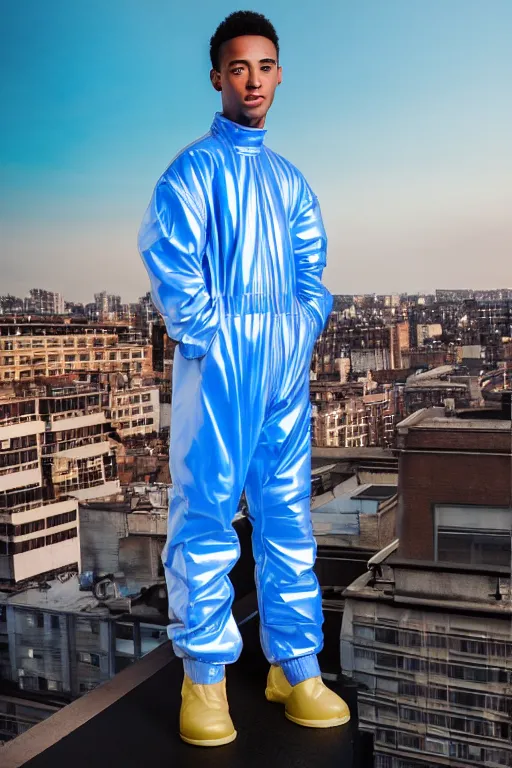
(179, 674, 237, 747)
(265, 665, 351, 728)
(265, 663, 293, 703)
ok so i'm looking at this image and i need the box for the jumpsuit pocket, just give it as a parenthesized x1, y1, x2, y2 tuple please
(296, 298, 318, 358)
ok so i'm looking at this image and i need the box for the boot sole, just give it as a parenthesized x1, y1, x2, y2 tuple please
(285, 712, 351, 728)
(180, 730, 237, 747)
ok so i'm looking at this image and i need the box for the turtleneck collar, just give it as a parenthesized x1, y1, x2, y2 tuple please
(211, 112, 266, 155)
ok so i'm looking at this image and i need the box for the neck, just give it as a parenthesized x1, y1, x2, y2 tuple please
(222, 110, 266, 129)
(211, 112, 267, 155)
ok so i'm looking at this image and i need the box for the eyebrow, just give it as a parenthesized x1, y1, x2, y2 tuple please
(227, 58, 277, 67)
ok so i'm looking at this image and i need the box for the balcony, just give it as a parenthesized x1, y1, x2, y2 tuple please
(0, 518, 372, 767)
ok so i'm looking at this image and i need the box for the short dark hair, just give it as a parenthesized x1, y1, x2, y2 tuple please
(210, 11, 279, 70)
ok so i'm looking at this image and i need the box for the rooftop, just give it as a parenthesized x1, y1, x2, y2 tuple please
(351, 485, 397, 501)
(0, 521, 371, 767)
(0, 575, 108, 616)
(398, 406, 511, 431)
(1, 607, 365, 768)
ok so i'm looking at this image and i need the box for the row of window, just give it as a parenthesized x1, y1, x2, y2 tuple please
(0, 527, 78, 554)
(41, 395, 101, 413)
(114, 392, 151, 406)
(0, 448, 38, 469)
(362, 701, 509, 739)
(355, 672, 512, 715)
(0, 484, 43, 512)
(398, 680, 511, 714)
(111, 404, 153, 418)
(18, 676, 64, 693)
(44, 425, 104, 443)
(354, 646, 509, 683)
(1, 337, 146, 351)
(375, 729, 510, 765)
(0, 510, 77, 538)
(353, 622, 512, 656)
(0, 401, 36, 421)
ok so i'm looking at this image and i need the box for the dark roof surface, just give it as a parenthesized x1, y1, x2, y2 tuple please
(20, 611, 364, 768)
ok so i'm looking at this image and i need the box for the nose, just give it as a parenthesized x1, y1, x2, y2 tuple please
(247, 68, 261, 90)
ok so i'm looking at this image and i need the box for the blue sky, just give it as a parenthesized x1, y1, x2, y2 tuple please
(1, 0, 511, 303)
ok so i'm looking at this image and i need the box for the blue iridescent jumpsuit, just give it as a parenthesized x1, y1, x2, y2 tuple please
(138, 113, 333, 685)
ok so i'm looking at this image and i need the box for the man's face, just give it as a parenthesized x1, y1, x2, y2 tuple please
(211, 35, 282, 128)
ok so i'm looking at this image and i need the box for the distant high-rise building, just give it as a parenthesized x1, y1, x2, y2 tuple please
(25, 289, 64, 316)
(92, 292, 122, 321)
(0, 295, 24, 316)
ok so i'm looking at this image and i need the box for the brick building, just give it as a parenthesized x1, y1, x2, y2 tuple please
(342, 400, 512, 768)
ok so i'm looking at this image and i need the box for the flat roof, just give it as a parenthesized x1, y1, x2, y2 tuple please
(351, 484, 397, 501)
(398, 407, 511, 431)
(1, 576, 108, 615)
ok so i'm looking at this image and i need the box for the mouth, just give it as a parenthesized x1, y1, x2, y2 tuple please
(244, 94, 265, 107)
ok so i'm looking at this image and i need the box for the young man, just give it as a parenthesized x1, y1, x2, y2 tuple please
(138, 11, 350, 747)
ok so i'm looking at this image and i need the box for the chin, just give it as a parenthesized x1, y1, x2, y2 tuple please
(241, 105, 269, 122)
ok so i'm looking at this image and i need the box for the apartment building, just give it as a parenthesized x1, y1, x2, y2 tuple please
(25, 289, 64, 316)
(0, 318, 152, 383)
(404, 379, 470, 415)
(107, 384, 160, 438)
(341, 402, 512, 768)
(311, 383, 395, 449)
(0, 382, 120, 586)
(0, 576, 168, 742)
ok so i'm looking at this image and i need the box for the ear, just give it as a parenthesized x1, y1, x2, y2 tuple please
(210, 68, 222, 92)
(277, 66, 283, 85)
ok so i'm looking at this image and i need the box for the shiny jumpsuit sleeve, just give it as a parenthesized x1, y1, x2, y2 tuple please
(138, 113, 333, 686)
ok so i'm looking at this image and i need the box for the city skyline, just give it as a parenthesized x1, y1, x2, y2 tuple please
(2, 1, 511, 302)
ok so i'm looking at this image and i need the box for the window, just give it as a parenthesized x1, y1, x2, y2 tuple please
(400, 707, 423, 723)
(375, 652, 398, 670)
(12, 537, 46, 554)
(50, 615, 60, 630)
(398, 732, 422, 750)
(427, 632, 447, 649)
(46, 527, 77, 546)
(426, 739, 448, 756)
(353, 624, 375, 640)
(376, 728, 396, 746)
(14, 519, 45, 536)
(435, 505, 512, 566)
(429, 712, 447, 728)
(46, 510, 77, 528)
(76, 618, 100, 634)
(79, 681, 97, 693)
(47, 680, 63, 692)
(375, 627, 398, 645)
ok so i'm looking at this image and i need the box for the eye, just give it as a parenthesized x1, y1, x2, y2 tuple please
(261, 66, 272, 72)
(231, 67, 244, 75)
